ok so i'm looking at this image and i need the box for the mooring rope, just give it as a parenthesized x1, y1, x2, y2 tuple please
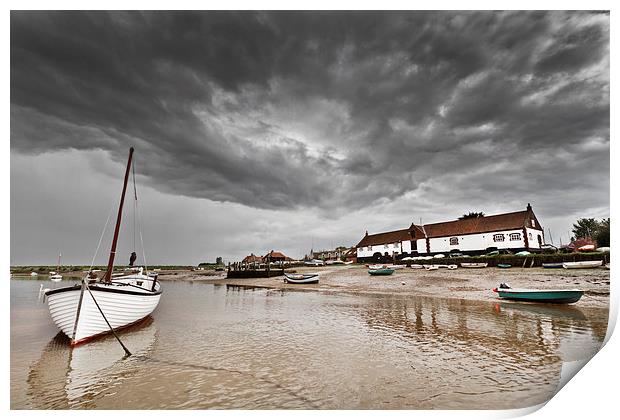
(82, 281, 132, 357)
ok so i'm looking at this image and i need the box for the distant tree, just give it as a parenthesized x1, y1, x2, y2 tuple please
(595, 218, 610, 247)
(572, 218, 600, 239)
(459, 212, 485, 220)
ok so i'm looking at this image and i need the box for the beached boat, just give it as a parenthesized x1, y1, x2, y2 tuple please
(325, 260, 344, 265)
(44, 148, 162, 346)
(343, 261, 354, 265)
(284, 273, 319, 284)
(542, 262, 563, 269)
(304, 259, 325, 266)
(30, 272, 38, 276)
(410, 264, 424, 269)
(577, 244, 595, 252)
(562, 261, 603, 269)
(368, 268, 395, 276)
(368, 264, 387, 270)
(447, 264, 458, 270)
(514, 251, 531, 257)
(433, 254, 446, 259)
(493, 283, 583, 304)
(497, 264, 512, 269)
(460, 262, 488, 268)
(425, 265, 439, 271)
(386, 264, 405, 270)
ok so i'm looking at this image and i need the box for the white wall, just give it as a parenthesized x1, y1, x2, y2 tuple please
(357, 240, 412, 258)
(417, 229, 531, 253)
(526, 228, 544, 249)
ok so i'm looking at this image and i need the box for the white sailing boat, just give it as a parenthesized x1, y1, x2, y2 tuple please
(44, 148, 162, 346)
(50, 253, 63, 281)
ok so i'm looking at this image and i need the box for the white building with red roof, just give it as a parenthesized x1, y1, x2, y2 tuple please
(356, 204, 544, 261)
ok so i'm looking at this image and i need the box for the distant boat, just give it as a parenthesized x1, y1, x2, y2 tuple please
(460, 262, 488, 268)
(514, 251, 531, 257)
(410, 264, 424, 269)
(325, 260, 344, 265)
(343, 261, 354, 265)
(433, 254, 446, 259)
(497, 263, 512, 269)
(30, 272, 38, 276)
(493, 283, 583, 304)
(577, 244, 595, 252)
(50, 253, 63, 282)
(304, 259, 325, 266)
(368, 268, 395, 276)
(596, 247, 610, 253)
(425, 265, 439, 271)
(284, 273, 319, 284)
(542, 262, 564, 269)
(447, 264, 458, 270)
(487, 251, 500, 256)
(386, 264, 405, 270)
(44, 148, 162, 346)
(368, 264, 387, 270)
(562, 261, 603, 269)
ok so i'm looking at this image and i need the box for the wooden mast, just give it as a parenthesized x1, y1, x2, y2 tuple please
(104, 147, 134, 282)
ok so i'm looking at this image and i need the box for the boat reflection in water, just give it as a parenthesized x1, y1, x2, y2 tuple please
(27, 317, 157, 409)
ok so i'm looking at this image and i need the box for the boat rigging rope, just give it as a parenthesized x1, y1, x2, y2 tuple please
(132, 157, 137, 254)
(87, 203, 116, 275)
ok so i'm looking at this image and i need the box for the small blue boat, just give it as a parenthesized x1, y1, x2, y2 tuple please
(497, 263, 512, 269)
(493, 283, 583, 304)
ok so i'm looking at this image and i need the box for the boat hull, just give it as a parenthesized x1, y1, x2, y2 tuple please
(45, 282, 161, 345)
(562, 261, 603, 269)
(283, 273, 319, 284)
(461, 263, 488, 268)
(368, 269, 395, 276)
(495, 289, 584, 304)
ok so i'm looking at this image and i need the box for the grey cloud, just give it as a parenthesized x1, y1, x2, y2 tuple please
(11, 10, 609, 216)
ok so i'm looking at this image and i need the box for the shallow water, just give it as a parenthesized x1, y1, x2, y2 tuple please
(11, 278, 608, 409)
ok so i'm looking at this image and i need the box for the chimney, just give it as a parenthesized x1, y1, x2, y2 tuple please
(365, 230, 368, 236)
(527, 203, 532, 211)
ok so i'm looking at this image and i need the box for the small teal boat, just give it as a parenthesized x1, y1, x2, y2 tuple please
(497, 263, 512, 269)
(368, 268, 395, 276)
(493, 283, 583, 304)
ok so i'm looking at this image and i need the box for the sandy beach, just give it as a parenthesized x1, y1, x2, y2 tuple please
(154, 265, 611, 310)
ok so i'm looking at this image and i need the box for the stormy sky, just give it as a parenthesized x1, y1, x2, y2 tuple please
(10, 11, 610, 265)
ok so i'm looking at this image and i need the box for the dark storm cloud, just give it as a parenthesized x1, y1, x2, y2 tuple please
(11, 11, 609, 212)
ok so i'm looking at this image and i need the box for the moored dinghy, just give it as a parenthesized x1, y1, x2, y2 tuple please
(542, 262, 564, 269)
(368, 268, 395, 276)
(493, 283, 583, 304)
(460, 262, 488, 268)
(44, 148, 162, 346)
(562, 261, 603, 269)
(284, 273, 319, 284)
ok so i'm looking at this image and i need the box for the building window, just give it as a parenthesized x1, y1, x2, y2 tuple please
(367, 246, 372, 251)
(509, 233, 521, 241)
(450, 237, 459, 246)
(528, 232, 532, 240)
(531, 219, 536, 227)
(493, 234, 505, 242)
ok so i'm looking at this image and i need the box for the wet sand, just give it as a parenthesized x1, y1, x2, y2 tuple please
(155, 265, 610, 310)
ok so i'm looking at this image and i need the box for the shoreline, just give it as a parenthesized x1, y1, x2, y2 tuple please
(13, 264, 609, 309)
(159, 265, 611, 310)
